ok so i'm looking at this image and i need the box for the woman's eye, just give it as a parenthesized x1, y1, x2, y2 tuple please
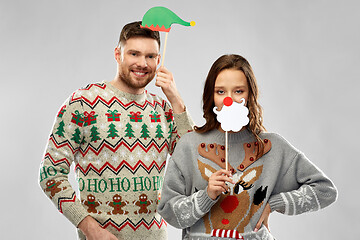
(217, 90, 224, 94)
(235, 90, 243, 94)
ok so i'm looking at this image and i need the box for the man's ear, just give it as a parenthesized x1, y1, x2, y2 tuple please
(157, 54, 161, 66)
(114, 47, 121, 63)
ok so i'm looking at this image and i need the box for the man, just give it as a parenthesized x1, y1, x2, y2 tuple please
(39, 21, 194, 240)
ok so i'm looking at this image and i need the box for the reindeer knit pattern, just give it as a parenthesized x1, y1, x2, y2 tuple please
(158, 129, 337, 240)
(39, 81, 194, 240)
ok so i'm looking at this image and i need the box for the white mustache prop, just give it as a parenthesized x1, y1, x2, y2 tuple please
(213, 97, 249, 132)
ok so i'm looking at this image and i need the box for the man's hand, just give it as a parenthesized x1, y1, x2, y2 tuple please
(78, 216, 118, 240)
(207, 169, 234, 200)
(155, 66, 185, 114)
(254, 203, 271, 232)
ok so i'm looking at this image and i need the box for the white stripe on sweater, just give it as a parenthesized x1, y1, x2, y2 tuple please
(280, 192, 289, 215)
(308, 185, 321, 211)
(288, 192, 296, 215)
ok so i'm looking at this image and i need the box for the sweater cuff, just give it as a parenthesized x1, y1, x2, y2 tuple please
(64, 204, 90, 227)
(173, 109, 194, 135)
(268, 194, 286, 214)
(195, 188, 218, 215)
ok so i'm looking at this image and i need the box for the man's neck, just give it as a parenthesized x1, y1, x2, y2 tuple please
(110, 77, 145, 95)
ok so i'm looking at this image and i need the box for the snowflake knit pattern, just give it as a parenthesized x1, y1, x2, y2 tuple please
(39, 81, 194, 240)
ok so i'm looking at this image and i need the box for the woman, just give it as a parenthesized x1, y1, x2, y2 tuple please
(158, 54, 337, 240)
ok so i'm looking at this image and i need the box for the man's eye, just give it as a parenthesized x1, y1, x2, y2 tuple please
(148, 55, 158, 59)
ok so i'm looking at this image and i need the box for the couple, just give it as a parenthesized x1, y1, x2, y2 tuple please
(39, 21, 337, 240)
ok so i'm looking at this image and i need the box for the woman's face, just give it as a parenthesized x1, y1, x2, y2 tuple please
(214, 69, 249, 111)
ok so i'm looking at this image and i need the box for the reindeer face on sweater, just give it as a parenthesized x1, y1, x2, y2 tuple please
(197, 140, 271, 236)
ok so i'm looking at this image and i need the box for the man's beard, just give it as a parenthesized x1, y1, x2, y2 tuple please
(119, 67, 155, 90)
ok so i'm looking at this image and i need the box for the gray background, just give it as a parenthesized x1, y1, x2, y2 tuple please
(1, 0, 359, 239)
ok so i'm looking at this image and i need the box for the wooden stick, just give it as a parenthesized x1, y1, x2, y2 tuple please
(225, 131, 229, 171)
(161, 32, 169, 67)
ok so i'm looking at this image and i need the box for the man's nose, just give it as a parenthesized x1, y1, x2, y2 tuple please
(137, 56, 148, 67)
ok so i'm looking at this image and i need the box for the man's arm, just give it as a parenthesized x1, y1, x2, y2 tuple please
(40, 93, 118, 240)
(155, 66, 186, 114)
(39, 95, 89, 227)
(155, 66, 194, 154)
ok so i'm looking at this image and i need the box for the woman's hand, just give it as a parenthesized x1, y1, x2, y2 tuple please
(207, 169, 234, 200)
(254, 203, 271, 232)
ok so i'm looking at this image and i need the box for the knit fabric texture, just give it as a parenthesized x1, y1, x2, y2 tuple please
(39, 81, 194, 240)
(158, 129, 337, 240)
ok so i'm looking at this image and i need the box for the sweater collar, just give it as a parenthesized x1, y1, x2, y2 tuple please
(210, 128, 254, 143)
(104, 80, 147, 103)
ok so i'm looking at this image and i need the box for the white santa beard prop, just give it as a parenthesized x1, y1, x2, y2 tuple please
(213, 97, 249, 171)
(213, 98, 249, 132)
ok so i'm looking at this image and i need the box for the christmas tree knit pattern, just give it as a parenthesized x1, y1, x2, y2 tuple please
(39, 81, 193, 240)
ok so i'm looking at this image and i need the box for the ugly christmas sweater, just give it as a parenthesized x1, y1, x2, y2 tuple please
(158, 128, 337, 240)
(39, 81, 194, 240)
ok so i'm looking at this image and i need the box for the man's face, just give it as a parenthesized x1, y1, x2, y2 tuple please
(117, 37, 160, 91)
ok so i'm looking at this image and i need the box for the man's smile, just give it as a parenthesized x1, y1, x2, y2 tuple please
(131, 70, 148, 78)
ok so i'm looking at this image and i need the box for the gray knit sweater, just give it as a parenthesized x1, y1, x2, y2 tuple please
(158, 128, 337, 240)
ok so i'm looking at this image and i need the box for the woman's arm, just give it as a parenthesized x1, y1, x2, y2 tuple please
(269, 152, 337, 215)
(158, 157, 219, 229)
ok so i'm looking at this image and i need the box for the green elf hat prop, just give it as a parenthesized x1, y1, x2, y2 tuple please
(141, 6, 195, 66)
(141, 6, 195, 32)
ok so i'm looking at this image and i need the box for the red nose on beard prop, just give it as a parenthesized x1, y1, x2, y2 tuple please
(223, 97, 233, 107)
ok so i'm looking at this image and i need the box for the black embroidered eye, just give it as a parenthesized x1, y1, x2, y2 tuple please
(242, 182, 253, 190)
(234, 183, 240, 194)
(234, 180, 253, 194)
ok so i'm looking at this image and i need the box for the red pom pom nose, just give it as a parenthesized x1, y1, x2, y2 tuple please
(223, 97, 233, 106)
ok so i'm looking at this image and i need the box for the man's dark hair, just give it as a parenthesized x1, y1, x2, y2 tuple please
(118, 21, 160, 48)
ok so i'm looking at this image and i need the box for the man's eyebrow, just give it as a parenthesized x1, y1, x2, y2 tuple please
(127, 49, 140, 53)
(127, 50, 159, 55)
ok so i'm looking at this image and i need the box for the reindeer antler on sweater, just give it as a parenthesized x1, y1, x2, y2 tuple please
(198, 143, 236, 174)
(238, 139, 272, 171)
